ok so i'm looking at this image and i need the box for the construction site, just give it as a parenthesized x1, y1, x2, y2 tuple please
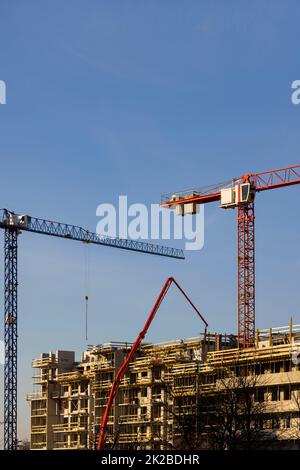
(2, 4, 300, 459)
(27, 322, 300, 450)
(0, 164, 297, 451)
(15, 166, 299, 450)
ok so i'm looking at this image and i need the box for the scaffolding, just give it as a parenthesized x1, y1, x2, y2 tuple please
(27, 322, 300, 450)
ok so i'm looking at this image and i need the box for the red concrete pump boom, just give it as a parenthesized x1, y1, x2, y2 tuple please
(97, 277, 207, 450)
(161, 164, 300, 349)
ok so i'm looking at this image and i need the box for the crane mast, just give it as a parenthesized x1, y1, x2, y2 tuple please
(4, 228, 18, 450)
(237, 202, 255, 348)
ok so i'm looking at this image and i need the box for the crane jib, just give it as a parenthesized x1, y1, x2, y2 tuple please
(0, 210, 184, 260)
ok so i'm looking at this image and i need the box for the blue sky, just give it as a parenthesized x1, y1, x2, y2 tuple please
(0, 0, 300, 441)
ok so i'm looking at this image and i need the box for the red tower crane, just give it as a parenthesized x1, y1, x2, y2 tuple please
(161, 164, 300, 348)
(97, 276, 208, 450)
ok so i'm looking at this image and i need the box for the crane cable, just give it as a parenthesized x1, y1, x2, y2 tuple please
(85, 295, 88, 341)
(84, 244, 90, 341)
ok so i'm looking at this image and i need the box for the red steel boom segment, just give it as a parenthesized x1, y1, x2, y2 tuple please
(161, 164, 300, 348)
(97, 277, 207, 450)
(237, 203, 255, 348)
(161, 164, 300, 207)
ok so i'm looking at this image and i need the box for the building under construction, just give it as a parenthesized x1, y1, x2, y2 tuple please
(2, 165, 299, 450)
(27, 321, 300, 450)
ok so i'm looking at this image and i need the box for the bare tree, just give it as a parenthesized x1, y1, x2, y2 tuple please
(135, 368, 269, 451)
(203, 367, 267, 450)
(17, 438, 30, 450)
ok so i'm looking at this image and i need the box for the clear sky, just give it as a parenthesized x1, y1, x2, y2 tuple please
(0, 0, 300, 442)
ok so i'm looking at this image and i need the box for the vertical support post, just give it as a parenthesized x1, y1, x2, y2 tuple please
(4, 228, 18, 450)
(237, 202, 255, 348)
